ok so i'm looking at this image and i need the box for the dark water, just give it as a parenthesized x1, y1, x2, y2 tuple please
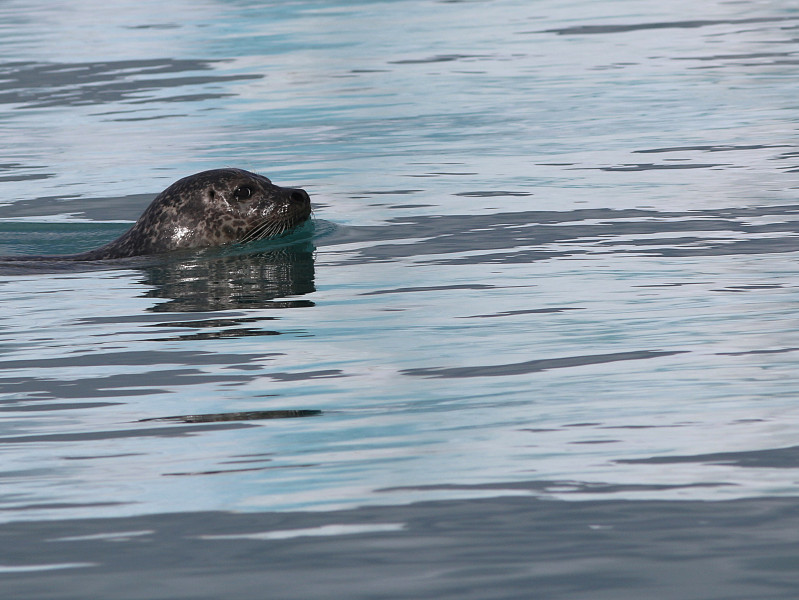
(5, 493, 799, 600)
(2, 0, 799, 597)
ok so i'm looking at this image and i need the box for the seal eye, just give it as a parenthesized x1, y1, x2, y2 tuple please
(233, 186, 253, 202)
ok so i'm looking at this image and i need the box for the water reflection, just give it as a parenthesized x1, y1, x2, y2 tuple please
(0, 236, 317, 312)
(323, 204, 799, 265)
(140, 241, 316, 312)
(140, 409, 322, 423)
(0, 59, 261, 109)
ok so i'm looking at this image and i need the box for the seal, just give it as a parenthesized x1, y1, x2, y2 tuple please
(3, 168, 312, 260)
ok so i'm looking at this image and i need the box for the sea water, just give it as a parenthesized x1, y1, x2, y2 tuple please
(2, 1, 799, 598)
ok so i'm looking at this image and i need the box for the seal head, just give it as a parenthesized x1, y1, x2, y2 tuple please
(75, 168, 311, 260)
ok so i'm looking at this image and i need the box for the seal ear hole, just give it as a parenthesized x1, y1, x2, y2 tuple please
(233, 186, 253, 202)
(209, 190, 216, 200)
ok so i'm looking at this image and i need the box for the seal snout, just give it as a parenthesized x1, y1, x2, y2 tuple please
(288, 188, 311, 206)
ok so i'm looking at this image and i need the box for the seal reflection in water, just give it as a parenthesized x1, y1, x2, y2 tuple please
(25, 168, 311, 260)
(144, 243, 317, 312)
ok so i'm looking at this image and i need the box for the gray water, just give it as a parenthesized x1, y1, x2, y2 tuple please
(2, 0, 799, 598)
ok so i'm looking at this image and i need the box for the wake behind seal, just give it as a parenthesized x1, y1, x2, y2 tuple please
(1, 168, 312, 260)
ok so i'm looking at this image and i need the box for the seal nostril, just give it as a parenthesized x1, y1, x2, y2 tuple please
(290, 189, 310, 204)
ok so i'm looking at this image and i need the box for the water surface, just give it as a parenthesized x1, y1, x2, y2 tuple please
(2, 0, 799, 597)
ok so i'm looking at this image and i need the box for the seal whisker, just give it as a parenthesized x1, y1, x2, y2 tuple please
(241, 219, 274, 243)
(248, 217, 290, 242)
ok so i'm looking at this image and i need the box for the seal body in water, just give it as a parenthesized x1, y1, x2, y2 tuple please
(3, 168, 312, 260)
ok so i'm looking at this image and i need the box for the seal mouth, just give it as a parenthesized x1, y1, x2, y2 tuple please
(239, 188, 312, 244)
